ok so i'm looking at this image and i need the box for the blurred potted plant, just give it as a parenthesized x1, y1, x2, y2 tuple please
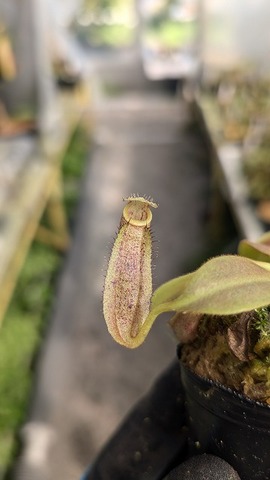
(103, 195, 270, 480)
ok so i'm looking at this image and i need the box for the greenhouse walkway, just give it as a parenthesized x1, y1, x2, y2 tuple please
(15, 47, 214, 480)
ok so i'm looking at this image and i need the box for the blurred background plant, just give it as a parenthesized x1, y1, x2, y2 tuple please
(75, 0, 137, 47)
(141, 0, 198, 51)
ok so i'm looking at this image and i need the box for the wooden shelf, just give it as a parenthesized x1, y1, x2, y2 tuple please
(194, 94, 265, 241)
(0, 86, 88, 325)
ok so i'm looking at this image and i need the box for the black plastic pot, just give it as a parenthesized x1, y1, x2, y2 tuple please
(179, 360, 270, 480)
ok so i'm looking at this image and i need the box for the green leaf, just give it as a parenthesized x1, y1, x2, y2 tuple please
(150, 255, 270, 315)
(239, 235, 270, 263)
(132, 255, 270, 348)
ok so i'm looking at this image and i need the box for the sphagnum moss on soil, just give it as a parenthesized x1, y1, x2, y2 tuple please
(181, 308, 270, 404)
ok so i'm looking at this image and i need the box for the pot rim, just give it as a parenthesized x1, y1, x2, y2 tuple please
(179, 359, 270, 431)
(177, 344, 270, 406)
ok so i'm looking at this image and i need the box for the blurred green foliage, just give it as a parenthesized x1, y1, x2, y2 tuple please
(86, 24, 134, 47)
(145, 20, 196, 49)
(83, 0, 126, 15)
(77, 0, 135, 47)
(0, 125, 89, 477)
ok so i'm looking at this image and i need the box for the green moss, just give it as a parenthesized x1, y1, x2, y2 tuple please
(254, 307, 270, 338)
(62, 126, 89, 220)
(0, 297, 48, 472)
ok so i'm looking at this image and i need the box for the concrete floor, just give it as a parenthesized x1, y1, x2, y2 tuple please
(15, 48, 213, 480)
